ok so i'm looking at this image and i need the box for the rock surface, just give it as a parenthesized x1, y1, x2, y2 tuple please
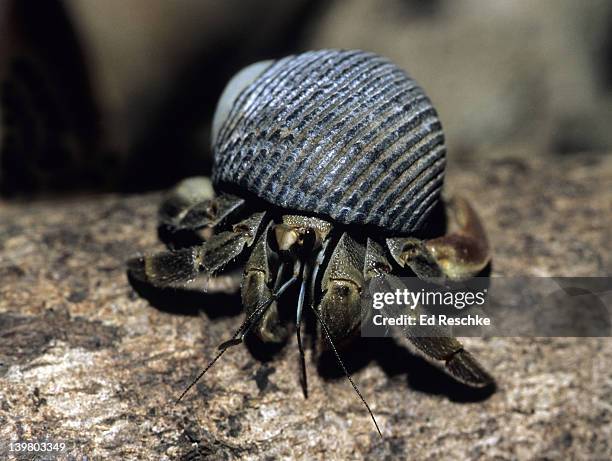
(0, 153, 611, 459)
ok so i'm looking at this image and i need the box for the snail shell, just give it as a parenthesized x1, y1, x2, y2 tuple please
(212, 49, 446, 234)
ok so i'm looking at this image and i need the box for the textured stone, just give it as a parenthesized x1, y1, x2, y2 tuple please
(0, 153, 610, 459)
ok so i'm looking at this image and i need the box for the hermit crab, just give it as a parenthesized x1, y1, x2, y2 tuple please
(128, 49, 493, 435)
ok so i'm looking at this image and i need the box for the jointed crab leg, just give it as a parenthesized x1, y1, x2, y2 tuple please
(365, 239, 493, 387)
(241, 222, 288, 343)
(308, 233, 382, 436)
(158, 177, 245, 232)
(315, 233, 365, 343)
(387, 195, 490, 284)
(127, 212, 266, 288)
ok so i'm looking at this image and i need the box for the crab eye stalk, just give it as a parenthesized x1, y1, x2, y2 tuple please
(273, 224, 301, 253)
(273, 224, 320, 259)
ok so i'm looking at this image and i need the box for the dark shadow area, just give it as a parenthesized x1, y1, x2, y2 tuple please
(157, 225, 206, 251)
(244, 334, 289, 364)
(480, 261, 492, 278)
(1, 0, 103, 196)
(316, 336, 495, 403)
(127, 271, 243, 319)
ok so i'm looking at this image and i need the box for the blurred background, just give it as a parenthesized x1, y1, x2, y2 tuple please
(1, 0, 611, 197)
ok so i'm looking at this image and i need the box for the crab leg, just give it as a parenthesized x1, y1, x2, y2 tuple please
(158, 177, 245, 233)
(128, 212, 266, 289)
(241, 222, 289, 344)
(387, 195, 490, 283)
(364, 238, 493, 387)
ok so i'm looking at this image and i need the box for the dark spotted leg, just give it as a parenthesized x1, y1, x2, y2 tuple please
(316, 233, 365, 344)
(364, 239, 493, 387)
(128, 212, 266, 290)
(241, 222, 289, 344)
(313, 233, 383, 437)
(386, 195, 490, 283)
(219, 259, 299, 349)
(159, 176, 245, 235)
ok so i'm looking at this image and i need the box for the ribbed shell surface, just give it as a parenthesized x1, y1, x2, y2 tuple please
(213, 49, 446, 233)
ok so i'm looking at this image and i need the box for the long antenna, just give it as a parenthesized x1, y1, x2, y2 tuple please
(309, 303, 383, 438)
(176, 272, 298, 403)
(295, 274, 308, 398)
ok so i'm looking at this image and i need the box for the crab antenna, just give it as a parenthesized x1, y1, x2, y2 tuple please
(295, 270, 308, 398)
(309, 304, 383, 438)
(176, 270, 298, 403)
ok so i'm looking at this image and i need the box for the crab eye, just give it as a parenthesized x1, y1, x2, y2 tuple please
(300, 228, 317, 252)
(211, 60, 274, 146)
